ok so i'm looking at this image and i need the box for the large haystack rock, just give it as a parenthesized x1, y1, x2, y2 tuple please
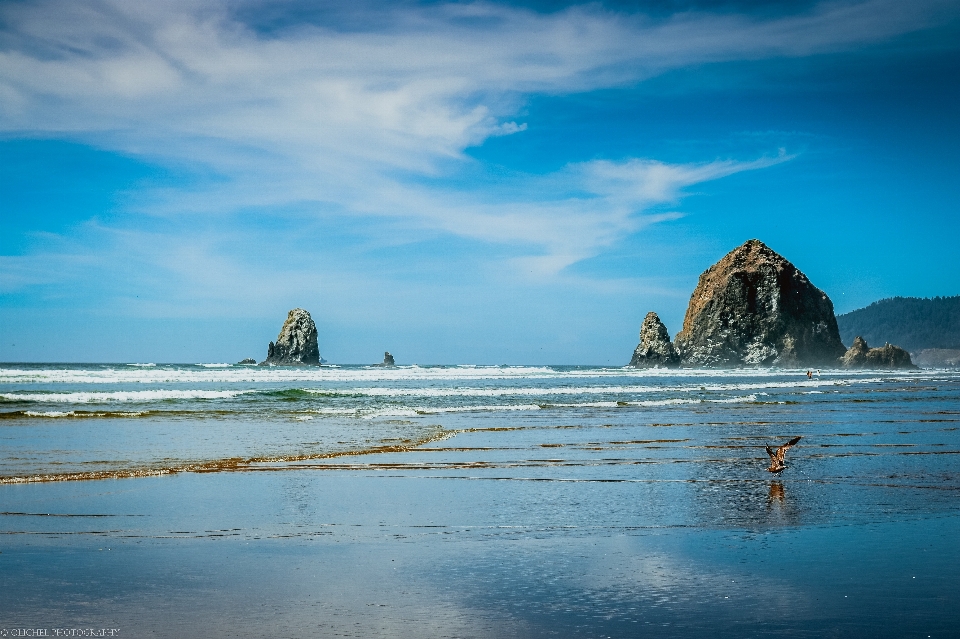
(259, 308, 320, 366)
(629, 312, 680, 368)
(673, 239, 847, 367)
(840, 336, 916, 369)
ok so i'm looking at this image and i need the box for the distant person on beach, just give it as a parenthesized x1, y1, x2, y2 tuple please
(806, 370, 813, 379)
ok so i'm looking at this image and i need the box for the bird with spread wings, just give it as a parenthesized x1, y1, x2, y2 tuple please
(766, 436, 802, 474)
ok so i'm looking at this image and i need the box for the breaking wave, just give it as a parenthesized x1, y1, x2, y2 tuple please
(1, 390, 251, 403)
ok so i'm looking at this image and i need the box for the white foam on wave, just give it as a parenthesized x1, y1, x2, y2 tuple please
(297, 394, 760, 419)
(24, 410, 76, 417)
(299, 378, 876, 398)
(539, 401, 622, 408)
(631, 398, 698, 407)
(708, 394, 758, 403)
(21, 410, 148, 418)
(302, 404, 544, 419)
(415, 403, 544, 415)
(4, 363, 943, 387)
(0, 365, 951, 394)
(2, 390, 250, 404)
(0, 365, 561, 385)
(305, 385, 662, 398)
(541, 394, 757, 408)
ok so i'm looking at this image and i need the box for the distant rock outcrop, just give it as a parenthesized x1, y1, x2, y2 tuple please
(381, 352, 395, 367)
(259, 308, 320, 366)
(840, 336, 916, 369)
(836, 296, 960, 353)
(237, 358, 257, 365)
(673, 239, 847, 367)
(839, 336, 870, 368)
(629, 312, 680, 368)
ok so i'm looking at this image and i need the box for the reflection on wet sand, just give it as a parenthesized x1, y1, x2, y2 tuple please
(768, 481, 785, 504)
(688, 474, 813, 529)
(760, 479, 806, 528)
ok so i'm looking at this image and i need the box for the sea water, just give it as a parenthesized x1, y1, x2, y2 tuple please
(1, 363, 959, 637)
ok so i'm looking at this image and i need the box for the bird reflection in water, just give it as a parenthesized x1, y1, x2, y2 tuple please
(767, 481, 786, 506)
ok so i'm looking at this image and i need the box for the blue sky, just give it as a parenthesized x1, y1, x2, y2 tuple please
(1, 0, 959, 364)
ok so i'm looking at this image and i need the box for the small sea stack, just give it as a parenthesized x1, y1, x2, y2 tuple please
(259, 308, 321, 366)
(629, 312, 680, 368)
(237, 358, 257, 365)
(840, 336, 916, 369)
(380, 352, 396, 367)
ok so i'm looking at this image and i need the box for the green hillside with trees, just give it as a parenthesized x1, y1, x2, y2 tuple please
(836, 296, 960, 352)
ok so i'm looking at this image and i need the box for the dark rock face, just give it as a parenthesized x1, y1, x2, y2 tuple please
(840, 336, 916, 369)
(629, 312, 680, 368)
(381, 352, 395, 367)
(259, 308, 320, 366)
(673, 239, 847, 367)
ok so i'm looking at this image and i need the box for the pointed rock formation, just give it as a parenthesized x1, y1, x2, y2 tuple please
(629, 312, 680, 368)
(259, 308, 320, 366)
(839, 335, 870, 368)
(673, 239, 847, 367)
(840, 336, 916, 369)
(381, 352, 395, 367)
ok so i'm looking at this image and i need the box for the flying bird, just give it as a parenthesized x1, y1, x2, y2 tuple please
(765, 436, 802, 474)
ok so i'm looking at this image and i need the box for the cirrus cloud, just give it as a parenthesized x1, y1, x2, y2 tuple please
(0, 0, 955, 276)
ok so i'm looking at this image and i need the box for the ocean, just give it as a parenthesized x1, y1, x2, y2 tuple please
(2, 363, 959, 637)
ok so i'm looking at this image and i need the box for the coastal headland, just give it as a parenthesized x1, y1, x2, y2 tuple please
(630, 240, 915, 369)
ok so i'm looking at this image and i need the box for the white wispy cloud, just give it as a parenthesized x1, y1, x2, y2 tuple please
(0, 0, 955, 284)
(368, 153, 792, 275)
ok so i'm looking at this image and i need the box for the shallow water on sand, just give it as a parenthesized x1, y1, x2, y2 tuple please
(1, 364, 959, 637)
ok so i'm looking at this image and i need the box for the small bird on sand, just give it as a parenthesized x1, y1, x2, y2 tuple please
(765, 436, 802, 474)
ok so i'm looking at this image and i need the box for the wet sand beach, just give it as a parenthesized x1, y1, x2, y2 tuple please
(2, 365, 959, 636)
